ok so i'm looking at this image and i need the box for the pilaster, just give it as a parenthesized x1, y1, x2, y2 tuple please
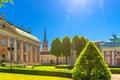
(112, 51, 114, 66)
(31, 45, 33, 64)
(8, 37, 10, 62)
(26, 43, 28, 63)
(14, 39, 17, 62)
(20, 41, 23, 63)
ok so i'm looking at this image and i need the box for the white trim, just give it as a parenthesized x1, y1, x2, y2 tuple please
(112, 51, 114, 66)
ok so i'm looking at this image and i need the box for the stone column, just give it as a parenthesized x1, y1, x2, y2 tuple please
(112, 51, 114, 66)
(20, 41, 23, 63)
(26, 43, 28, 63)
(30, 45, 33, 64)
(8, 37, 10, 62)
(35, 46, 37, 63)
(14, 39, 17, 63)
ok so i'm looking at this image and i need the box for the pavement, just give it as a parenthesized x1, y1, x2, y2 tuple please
(112, 74, 120, 80)
(69, 74, 120, 80)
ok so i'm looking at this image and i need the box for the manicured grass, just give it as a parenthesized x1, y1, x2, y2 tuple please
(0, 72, 71, 80)
(34, 66, 72, 73)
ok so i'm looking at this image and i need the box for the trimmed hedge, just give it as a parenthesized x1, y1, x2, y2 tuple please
(1, 63, 7, 67)
(0, 68, 72, 78)
(55, 65, 73, 69)
(0, 67, 119, 78)
(110, 68, 120, 74)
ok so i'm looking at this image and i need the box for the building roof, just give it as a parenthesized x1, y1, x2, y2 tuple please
(15, 28, 40, 42)
(0, 15, 40, 43)
(101, 34, 120, 48)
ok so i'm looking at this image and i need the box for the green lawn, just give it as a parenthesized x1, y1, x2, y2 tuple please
(34, 66, 72, 73)
(0, 72, 71, 80)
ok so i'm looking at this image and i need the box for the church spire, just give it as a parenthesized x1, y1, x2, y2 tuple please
(44, 27, 47, 42)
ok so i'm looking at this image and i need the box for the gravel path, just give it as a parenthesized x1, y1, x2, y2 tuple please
(69, 74, 120, 80)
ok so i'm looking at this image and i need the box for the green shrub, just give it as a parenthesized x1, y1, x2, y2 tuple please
(110, 68, 120, 74)
(72, 42, 111, 80)
(14, 65, 24, 68)
(1, 63, 7, 67)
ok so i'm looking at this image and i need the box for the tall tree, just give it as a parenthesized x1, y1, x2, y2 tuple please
(0, 0, 13, 7)
(72, 42, 111, 80)
(50, 37, 61, 64)
(72, 36, 88, 57)
(61, 36, 71, 64)
(72, 35, 81, 57)
(78, 36, 88, 57)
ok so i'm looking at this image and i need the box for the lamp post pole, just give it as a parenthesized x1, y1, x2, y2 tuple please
(7, 47, 14, 70)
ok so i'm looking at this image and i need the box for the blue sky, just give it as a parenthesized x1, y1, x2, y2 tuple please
(0, 0, 120, 49)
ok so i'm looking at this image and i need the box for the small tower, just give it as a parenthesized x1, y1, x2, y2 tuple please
(42, 27, 48, 52)
(44, 27, 46, 42)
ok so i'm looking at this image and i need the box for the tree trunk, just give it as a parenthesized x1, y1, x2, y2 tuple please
(56, 56, 59, 64)
(65, 56, 67, 64)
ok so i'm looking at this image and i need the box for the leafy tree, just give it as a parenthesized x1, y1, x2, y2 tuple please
(61, 36, 71, 64)
(72, 35, 81, 57)
(0, 0, 13, 7)
(78, 36, 88, 57)
(72, 36, 88, 57)
(72, 42, 111, 80)
(50, 37, 61, 64)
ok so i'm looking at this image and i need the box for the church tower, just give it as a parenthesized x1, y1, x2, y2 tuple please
(42, 27, 48, 52)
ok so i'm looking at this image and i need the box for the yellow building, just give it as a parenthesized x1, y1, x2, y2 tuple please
(0, 13, 40, 65)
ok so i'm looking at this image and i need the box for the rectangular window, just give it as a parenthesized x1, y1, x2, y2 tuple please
(28, 44, 31, 51)
(2, 36, 6, 47)
(33, 46, 35, 53)
(17, 40, 20, 49)
(23, 43, 26, 51)
(17, 55, 20, 60)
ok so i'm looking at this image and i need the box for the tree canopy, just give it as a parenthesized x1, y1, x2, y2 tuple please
(0, 0, 13, 7)
(50, 37, 61, 64)
(61, 36, 71, 64)
(72, 36, 88, 57)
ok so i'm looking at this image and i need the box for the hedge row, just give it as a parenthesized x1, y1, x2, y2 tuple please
(0, 68, 119, 78)
(55, 65, 73, 69)
(0, 68, 72, 78)
(110, 68, 120, 74)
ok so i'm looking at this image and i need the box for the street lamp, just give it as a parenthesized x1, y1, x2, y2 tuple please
(7, 47, 14, 69)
